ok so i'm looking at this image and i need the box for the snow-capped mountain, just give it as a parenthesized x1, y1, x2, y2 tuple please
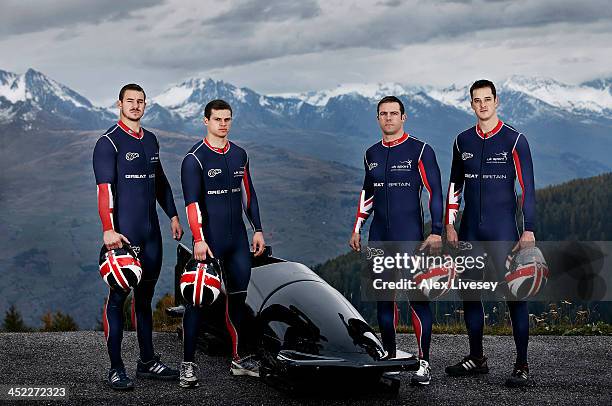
(4, 67, 610, 135)
(150, 77, 302, 133)
(0, 68, 114, 130)
(277, 82, 423, 107)
(501, 75, 612, 116)
(0, 69, 111, 129)
(282, 76, 612, 120)
(427, 84, 472, 113)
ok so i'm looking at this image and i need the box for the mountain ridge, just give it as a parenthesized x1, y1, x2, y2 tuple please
(3, 68, 612, 130)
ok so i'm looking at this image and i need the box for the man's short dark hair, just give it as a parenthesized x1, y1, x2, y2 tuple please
(205, 99, 232, 119)
(377, 96, 405, 116)
(119, 83, 146, 101)
(470, 79, 496, 100)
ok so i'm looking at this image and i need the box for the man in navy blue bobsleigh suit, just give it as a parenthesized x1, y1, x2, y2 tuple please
(179, 99, 266, 388)
(444, 79, 536, 387)
(93, 83, 184, 390)
(349, 96, 444, 386)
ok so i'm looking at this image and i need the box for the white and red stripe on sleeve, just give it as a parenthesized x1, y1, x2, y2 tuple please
(186, 202, 205, 243)
(97, 183, 114, 232)
(445, 182, 462, 225)
(512, 150, 526, 208)
(353, 190, 374, 234)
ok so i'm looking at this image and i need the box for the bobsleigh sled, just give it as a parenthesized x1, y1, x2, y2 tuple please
(168, 243, 418, 393)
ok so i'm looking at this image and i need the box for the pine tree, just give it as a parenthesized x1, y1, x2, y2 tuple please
(2, 304, 30, 332)
(41, 311, 79, 332)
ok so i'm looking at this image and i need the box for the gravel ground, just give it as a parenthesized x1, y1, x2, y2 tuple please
(0, 332, 611, 405)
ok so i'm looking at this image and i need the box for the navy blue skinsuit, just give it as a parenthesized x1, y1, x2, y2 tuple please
(354, 132, 443, 359)
(446, 120, 536, 364)
(181, 138, 262, 361)
(93, 120, 178, 369)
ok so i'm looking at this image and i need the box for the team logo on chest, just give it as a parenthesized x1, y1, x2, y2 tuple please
(368, 162, 378, 171)
(462, 152, 473, 160)
(390, 160, 412, 171)
(125, 152, 139, 161)
(208, 169, 222, 177)
(486, 151, 508, 164)
(234, 166, 245, 178)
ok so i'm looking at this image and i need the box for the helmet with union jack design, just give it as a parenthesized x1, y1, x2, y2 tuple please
(412, 252, 457, 300)
(505, 246, 549, 300)
(180, 257, 222, 307)
(99, 245, 142, 291)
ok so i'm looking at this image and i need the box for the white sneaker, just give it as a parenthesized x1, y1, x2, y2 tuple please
(179, 361, 200, 388)
(411, 359, 431, 385)
(230, 355, 260, 377)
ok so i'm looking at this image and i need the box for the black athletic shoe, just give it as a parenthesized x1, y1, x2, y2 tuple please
(136, 354, 179, 380)
(505, 363, 530, 387)
(107, 367, 134, 391)
(445, 355, 489, 376)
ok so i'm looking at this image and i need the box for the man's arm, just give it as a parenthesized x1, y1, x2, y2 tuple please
(93, 136, 129, 249)
(241, 156, 265, 256)
(418, 144, 444, 253)
(153, 137, 179, 216)
(445, 137, 465, 243)
(350, 154, 375, 252)
(512, 133, 536, 250)
(181, 154, 212, 260)
(418, 144, 443, 235)
(241, 156, 263, 233)
(512, 134, 536, 233)
(155, 151, 182, 240)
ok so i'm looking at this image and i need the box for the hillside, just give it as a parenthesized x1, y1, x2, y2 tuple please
(534, 173, 612, 240)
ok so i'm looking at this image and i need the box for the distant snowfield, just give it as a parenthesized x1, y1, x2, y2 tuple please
(0, 71, 27, 103)
(502, 76, 612, 114)
(153, 84, 193, 108)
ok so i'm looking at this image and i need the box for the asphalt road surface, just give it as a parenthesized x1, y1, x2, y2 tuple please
(0, 332, 610, 405)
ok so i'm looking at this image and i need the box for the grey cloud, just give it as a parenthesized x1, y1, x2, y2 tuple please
(138, 0, 612, 72)
(199, 0, 320, 36)
(0, 0, 165, 38)
(375, 0, 403, 7)
(4, 0, 609, 100)
(203, 0, 320, 25)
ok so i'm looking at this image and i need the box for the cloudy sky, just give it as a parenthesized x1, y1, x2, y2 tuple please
(1, 0, 611, 105)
